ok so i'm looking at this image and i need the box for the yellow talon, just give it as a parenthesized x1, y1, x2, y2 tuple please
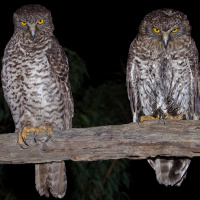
(18, 122, 53, 147)
(139, 112, 186, 123)
(164, 112, 186, 120)
(18, 126, 36, 146)
(34, 122, 53, 143)
(139, 115, 159, 122)
(35, 122, 53, 136)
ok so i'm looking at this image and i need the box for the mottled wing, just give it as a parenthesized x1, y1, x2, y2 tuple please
(188, 39, 200, 118)
(1, 41, 22, 131)
(1, 41, 16, 112)
(46, 36, 74, 129)
(126, 38, 142, 122)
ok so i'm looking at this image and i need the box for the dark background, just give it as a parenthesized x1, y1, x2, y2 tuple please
(1, 1, 200, 200)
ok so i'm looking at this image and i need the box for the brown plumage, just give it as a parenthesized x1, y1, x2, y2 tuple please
(1, 4, 73, 198)
(126, 9, 200, 186)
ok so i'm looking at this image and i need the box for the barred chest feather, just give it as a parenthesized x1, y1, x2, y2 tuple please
(135, 49, 193, 119)
(2, 37, 66, 131)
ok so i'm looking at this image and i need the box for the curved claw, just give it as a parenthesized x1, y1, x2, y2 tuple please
(34, 132, 51, 143)
(33, 123, 53, 143)
(19, 143, 29, 149)
(34, 132, 37, 143)
(137, 117, 140, 125)
(18, 125, 36, 148)
(45, 134, 51, 142)
(181, 114, 186, 120)
(22, 136, 29, 146)
(163, 114, 166, 125)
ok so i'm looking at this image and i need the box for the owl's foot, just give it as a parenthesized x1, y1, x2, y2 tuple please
(34, 122, 53, 143)
(18, 122, 53, 148)
(164, 112, 186, 120)
(18, 125, 37, 148)
(139, 113, 186, 124)
(139, 115, 159, 122)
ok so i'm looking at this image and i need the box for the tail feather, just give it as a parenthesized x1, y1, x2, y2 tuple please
(48, 161, 67, 198)
(35, 164, 50, 197)
(148, 157, 191, 186)
(35, 161, 67, 198)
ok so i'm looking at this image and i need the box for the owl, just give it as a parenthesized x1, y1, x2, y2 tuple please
(1, 4, 73, 198)
(126, 9, 200, 186)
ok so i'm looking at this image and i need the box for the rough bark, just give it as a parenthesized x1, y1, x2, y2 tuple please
(0, 120, 200, 164)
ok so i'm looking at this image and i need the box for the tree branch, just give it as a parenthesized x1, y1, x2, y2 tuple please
(1, 120, 200, 164)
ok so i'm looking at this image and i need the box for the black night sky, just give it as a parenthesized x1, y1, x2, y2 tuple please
(1, 1, 200, 200)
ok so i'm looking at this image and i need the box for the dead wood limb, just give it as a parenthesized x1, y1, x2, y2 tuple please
(0, 120, 200, 164)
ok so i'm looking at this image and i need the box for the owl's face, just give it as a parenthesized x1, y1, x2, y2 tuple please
(139, 9, 191, 49)
(13, 4, 54, 39)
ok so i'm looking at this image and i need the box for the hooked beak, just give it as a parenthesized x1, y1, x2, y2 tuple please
(162, 33, 169, 49)
(29, 25, 36, 39)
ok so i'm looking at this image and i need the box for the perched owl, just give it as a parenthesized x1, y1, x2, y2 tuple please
(1, 4, 73, 198)
(126, 9, 200, 186)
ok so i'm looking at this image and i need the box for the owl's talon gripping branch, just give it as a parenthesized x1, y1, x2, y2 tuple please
(139, 112, 186, 123)
(18, 126, 36, 147)
(34, 122, 53, 143)
(164, 112, 186, 120)
(22, 136, 29, 146)
(139, 115, 159, 122)
(45, 134, 52, 142)
(18, 122, 53, 147)
(34, 132, 37, 143)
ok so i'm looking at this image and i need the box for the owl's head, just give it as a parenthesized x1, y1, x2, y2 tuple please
(13, 4, 54, 39)
(139, 9, 191, 49)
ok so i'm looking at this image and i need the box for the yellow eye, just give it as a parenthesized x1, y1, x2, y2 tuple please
(21, 21, 27, 26)
(38, 19, 44, 24)
(153, 28, 160, 33)
(172, 28, 178, 33)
